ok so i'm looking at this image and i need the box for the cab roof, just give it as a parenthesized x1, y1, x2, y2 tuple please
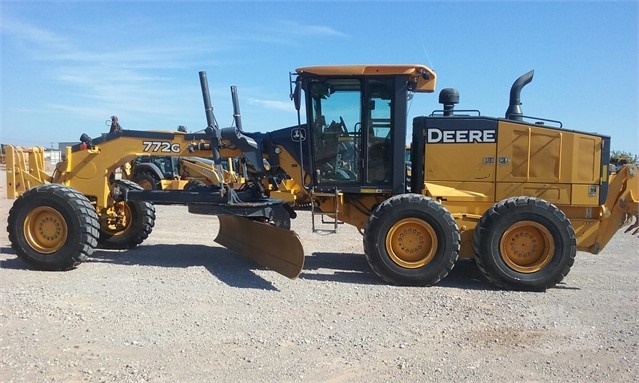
(295, 64, 437, 93)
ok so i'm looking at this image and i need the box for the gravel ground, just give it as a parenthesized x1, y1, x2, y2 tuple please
(1, 170, 637, 383)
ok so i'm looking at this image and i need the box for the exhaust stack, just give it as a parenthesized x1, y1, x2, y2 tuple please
(505, 70, 534, 121)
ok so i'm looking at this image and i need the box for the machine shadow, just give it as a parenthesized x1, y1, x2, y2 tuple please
(3, 244, 490, 290)
(89, 244, 280, 291)
(300, 252, 381, 286)
(0, 246, 25, 270)
(1, 246, 16, 255)
(2, 244, 280, 290)
(3, 245, 575, 291)
(302, 252, 496, 290)
(437, 260, 496, 290)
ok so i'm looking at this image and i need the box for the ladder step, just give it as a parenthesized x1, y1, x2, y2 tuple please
(310, 188, 342, 234)
(312, 192, 341, 197)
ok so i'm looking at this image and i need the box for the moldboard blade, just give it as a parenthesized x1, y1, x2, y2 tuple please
(215, 215, 305, 278)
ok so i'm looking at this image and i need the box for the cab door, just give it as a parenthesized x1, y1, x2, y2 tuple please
(307, 76, 401, 192)
(364, 78, 394, 186)
(308, 78, 363, 187)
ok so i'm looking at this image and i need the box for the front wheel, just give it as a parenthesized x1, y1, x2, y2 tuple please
(472, 196, 576, 291)
(7, 184, 100, 270)
(98, 180, 156, 249)
(363, 194, 460, 286)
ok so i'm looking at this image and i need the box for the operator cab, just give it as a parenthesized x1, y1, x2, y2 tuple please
(294, 65, 436, 195)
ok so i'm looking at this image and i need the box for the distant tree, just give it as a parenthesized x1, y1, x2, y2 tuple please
(611, 150, 638, 164)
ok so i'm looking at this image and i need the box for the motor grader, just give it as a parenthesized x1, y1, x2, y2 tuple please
(124, 153, 310, 207)
(120, 85, 311, 208)
(5, 66, 638, 291)
(124, 154, 243, 190)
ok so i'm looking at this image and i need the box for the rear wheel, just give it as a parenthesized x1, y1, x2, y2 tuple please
(98, 180, 156, 249)
(7, 184, 99, 270)
(363, 194, 460, 286)
(472, 196, 576, 291)
(133, 172, 160, 190)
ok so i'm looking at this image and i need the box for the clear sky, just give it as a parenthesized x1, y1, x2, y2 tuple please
(1, 1, 637, 154)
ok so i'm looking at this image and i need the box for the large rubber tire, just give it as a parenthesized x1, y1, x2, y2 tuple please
(472, 196, 576, 291)
(133, 171, 160, 190)
(363, 194, 460, 286)
(7, 184, 100, 270)
(97, 180, 156, 249)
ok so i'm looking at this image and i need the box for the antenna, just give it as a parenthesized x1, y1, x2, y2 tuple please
(421, 43, 435, 70)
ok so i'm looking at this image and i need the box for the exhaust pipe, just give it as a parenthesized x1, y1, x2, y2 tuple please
(505, 70, 534, 121)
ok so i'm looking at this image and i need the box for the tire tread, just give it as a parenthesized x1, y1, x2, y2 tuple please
(7, 184, 99, 270)
(473, 196, 576, 291)
(363, 193, 460, 286)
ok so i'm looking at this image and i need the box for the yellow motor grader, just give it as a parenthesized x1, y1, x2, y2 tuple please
(5, 66, 638, 291)
(122, 155, 238, 191)
(119, 86, 310, 208)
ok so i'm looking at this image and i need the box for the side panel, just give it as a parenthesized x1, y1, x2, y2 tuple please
(496, 183, 572, 204)
(495, 121, 603, 206)
(413, 117, 498, 201)
(424, 181, 496, 202)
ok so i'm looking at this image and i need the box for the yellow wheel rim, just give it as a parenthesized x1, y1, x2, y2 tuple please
(102, 202, 132, 235)
(23, 206, 68, 254)
(385, 218, 437, 268)
(500, 221, 554, 273)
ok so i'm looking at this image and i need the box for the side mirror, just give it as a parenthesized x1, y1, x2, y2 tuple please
(293, 77, 301, 111)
